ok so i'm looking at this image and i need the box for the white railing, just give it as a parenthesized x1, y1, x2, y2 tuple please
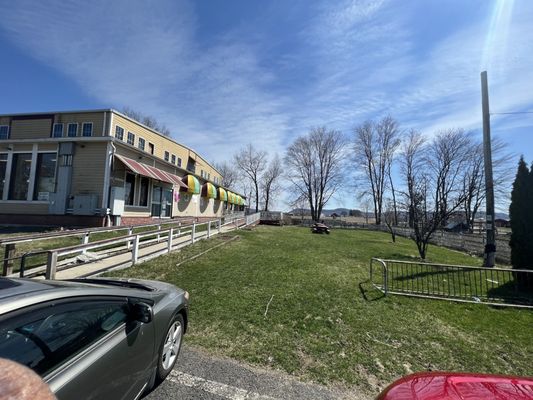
(44, 219, 224, 279)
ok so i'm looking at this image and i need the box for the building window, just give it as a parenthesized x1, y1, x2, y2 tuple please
(67, 123, 78, 137)
(208, 173, 210, 180)
(0, 126, 9, 140)
(164, 151, 170, 162)
(139, 177, 149, 207)
(0, 154, 7, 199)
(177, 158, 182, 167)
(33, 153, 57, 200)
(148, 143, 154, 155)
(138, 137, 145, 151)
(52, 123, 64, 138)
(8, 153, 32, 200)
(127, 131, 135, 146)
(82, 122, 93, 137)
(61, 154, 73, 166)
(171, 154, 176, 164)
(125, 173, 136, 206)
(115, 126, 124, 141)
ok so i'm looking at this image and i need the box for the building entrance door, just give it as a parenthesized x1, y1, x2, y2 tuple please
(151, 186, 173, 217)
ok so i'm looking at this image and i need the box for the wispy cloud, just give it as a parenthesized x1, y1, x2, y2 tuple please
(1, 0, 533, 209)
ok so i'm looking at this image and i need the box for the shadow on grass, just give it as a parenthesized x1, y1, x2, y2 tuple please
(486, 279, 533, 306)
(359, 280, 386, 302)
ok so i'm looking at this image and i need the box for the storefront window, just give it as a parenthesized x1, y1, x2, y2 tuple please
(33, 153, 57, 200)
(8, 153, 32, 200)
(0, 154, 7, 199)
(125, 173, 136, 206)
(139, 177, 149, 207)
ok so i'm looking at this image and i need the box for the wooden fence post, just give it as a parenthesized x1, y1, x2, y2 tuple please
(218, 219, 222, 233)
(157, 224, 161, 243)
(207, 221, 211, 238)
(167, 228, 174, 253)
(81, 232, 90, 254)
(132, 235, 140, 264)
(45, 251, 58, 280)
(192, 223, 196, 243)
(2, 244, 15, 276)
(127, 227, 133, 249)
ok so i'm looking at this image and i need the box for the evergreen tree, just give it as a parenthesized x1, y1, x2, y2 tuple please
(509, 157, 532, 292)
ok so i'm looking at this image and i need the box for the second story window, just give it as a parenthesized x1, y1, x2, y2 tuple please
(0, 126, 9, 140)
(115, 126, 124, 141)
(177, 158, 182, 167)
(171, 154, 176, 164)
(52, 123, 64, 138)
(164, 151, 170, 162)
(82, 122, 93, 137)
(67, 123, 78, 137)
(127, 132, 135, 146)
(138, 137, 145, 151)
(148, 143, 155, 155)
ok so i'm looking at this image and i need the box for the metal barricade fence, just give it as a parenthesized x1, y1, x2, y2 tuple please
(369, 258, 533, 308)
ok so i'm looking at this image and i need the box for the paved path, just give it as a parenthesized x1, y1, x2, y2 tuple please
(146, 345, 360, 400)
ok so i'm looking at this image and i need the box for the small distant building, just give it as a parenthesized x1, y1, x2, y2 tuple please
(494, 218, 510, 228)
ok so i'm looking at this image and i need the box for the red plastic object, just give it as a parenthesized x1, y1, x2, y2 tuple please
(377, 372, 533, 400)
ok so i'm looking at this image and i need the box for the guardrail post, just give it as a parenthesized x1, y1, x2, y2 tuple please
(157, 224, 161, 243)
(45, 251, 58, 280)
(167, 228, 174, 253)
(207, 221, 211, 238)
(2, 244, 15, 276)
(126, 227, 133, 249)
(81, 232, 90, 254)
(192, 223, 196, 243)
(19, 254, 27, 278)
(178, 222, 181, 237)
(218, 218, 222, 233)
(132, 235, 140, 264)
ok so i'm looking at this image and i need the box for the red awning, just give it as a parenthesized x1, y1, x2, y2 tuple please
(115, 154, 188, 189)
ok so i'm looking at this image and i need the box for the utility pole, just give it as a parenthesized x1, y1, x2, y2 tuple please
(481, 71, 496, 267)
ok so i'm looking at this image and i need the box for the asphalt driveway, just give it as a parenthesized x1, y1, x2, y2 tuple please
(145, 345, 360, 400)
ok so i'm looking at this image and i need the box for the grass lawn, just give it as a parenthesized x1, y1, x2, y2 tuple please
(107, 226, 532, 396)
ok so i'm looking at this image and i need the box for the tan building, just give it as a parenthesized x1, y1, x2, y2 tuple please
(0, 109, 245, 226)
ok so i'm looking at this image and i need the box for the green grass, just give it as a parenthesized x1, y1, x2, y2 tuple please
(38, 226, 533, 394)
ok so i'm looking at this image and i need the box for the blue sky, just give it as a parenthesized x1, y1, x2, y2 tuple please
(0, 0, 532, 210)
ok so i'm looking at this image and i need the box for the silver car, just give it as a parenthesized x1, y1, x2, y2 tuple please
(0, 277, 189, 400)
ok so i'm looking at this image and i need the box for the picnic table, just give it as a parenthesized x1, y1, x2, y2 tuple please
(311, 223, 330, 234)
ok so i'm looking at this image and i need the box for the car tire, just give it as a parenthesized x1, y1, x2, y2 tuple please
(156, 313, 184, 382)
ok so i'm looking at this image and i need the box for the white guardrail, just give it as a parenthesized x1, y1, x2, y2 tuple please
(43, 212, 261, 280)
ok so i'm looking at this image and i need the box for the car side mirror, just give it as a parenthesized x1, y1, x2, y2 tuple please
(131, 302, 153, 324)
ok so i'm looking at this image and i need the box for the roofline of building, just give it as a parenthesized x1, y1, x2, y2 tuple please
(0, 108, 222, 177)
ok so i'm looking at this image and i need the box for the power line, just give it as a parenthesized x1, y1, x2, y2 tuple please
(490, 111, 533, 115)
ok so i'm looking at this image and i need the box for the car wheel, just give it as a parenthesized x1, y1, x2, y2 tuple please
(156, 313, 184, 381)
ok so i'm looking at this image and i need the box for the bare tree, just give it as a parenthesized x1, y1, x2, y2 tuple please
(461, 137, 514, 232)
(121, 107, 171, 136)
(214, 161, 239, 189)
(353, 116, 401, 225)
(285, 127, 345, 222)
(426, 128, 469, 228)
(261, 155, 283, 211)
(234, 144, 267, 212)
(383, 200, 397, 242)
(401, 130, 469, 259)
